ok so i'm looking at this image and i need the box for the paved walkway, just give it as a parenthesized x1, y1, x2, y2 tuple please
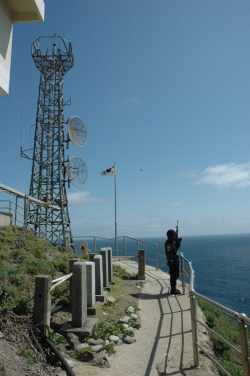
(72, 260, 218, 376)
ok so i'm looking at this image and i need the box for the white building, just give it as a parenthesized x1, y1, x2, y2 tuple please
(0, 0, 45, 95)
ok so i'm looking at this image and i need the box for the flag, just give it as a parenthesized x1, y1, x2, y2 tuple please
(101, 166, 116, 176)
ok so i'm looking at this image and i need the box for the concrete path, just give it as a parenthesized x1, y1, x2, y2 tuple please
(72, 260, 218, 376)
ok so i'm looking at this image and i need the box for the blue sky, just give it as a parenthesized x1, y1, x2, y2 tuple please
(1, 0, 250, 238)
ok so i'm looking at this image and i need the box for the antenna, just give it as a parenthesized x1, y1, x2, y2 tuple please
(67, 156, 88, 187)
(68, 116, 87, 147)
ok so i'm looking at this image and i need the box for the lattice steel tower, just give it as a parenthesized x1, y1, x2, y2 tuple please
(23, 36, 88, 251)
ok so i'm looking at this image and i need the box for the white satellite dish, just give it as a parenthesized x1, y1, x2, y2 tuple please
(79, 240, 89, 254)
(68, 116, 87, 147)
(67, 156, 88, 187)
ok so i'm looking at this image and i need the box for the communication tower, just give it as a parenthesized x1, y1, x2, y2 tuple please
(21, 36, 87, 251)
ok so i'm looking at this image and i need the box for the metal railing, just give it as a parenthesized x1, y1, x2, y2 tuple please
(0, 184, 62, 247)
(180, 253, 250, 376)
(73, 234, 165, 269)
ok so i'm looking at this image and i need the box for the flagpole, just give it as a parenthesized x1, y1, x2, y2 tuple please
(114, 161, 118, 254)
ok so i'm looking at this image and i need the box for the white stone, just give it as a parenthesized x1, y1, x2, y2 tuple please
(109, 335, 119, 343)
(75, 343, 89, 351)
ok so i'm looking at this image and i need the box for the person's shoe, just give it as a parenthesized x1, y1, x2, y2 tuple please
(171, 289, 181, 295)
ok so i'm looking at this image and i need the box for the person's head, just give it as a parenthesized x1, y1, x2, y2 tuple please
(166, 229, 176, 242)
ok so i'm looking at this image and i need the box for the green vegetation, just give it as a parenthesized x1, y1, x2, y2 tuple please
(0, 225, 89, 364)
(17, 343, 39, 364)
(113, 264, 133, 278)
(0, 225, 87, 316)
(197, 299, 249, 376)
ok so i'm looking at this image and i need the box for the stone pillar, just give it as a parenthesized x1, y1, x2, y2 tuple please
(106, 247, 113, 283)
(34, 275, 51, 335)
(85, 261, 96, 307)
(138, 249, 146, 280)
(89, 253, 97, 262)
(69, 259, 80, 298)
(71, 262, 87, 328)
(93, 255, 103, 296)
(100, 248, 108, 287)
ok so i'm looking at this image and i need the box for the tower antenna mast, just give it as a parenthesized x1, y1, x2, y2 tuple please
(26, 36, 76, 250)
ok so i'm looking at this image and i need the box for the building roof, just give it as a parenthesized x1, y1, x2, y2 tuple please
(3, 0, 44, 23)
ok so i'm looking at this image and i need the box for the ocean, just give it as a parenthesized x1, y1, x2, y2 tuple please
(74, 233, 250, 318)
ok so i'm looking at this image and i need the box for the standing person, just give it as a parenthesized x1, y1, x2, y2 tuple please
(165, 229, 182, 294)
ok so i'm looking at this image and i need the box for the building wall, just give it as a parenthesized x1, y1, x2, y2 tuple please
(0, 0, 45, 95)
(0, 1, 12, 95)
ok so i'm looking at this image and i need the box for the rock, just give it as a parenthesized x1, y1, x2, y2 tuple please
(124, 335, 135, 344)
(75, 343, 89, 351)
(67, 332, 80, 350)
(64, 357, 77, 368)
(77, 350, 94, 362)
(91, 355, 110, 368)
(107, 296, 116, 303)
(88, 338, 105, 345)
(122, 323, 129, 328)
(104, 339, 110, 345)
(109, 335, 119, 343)
(91, 345, 103, 352)
(127, 326, 135, 332)
(119, 315, 131, 323)
(54, 367, 67, 376)
(67, 332, 79, 341)
(126, 305, 135, 313)
(131, 313, 139, 320)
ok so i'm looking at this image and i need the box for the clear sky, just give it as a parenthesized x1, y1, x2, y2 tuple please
(1, 0, 250, 238)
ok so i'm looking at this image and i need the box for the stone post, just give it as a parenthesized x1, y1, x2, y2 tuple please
(93, 255, 103, 295)
(34, 275, 51, 335)
(100, 248, 109, 287)
(71, 262, 87, 328)
(106, 247, 113, 283)
(69, 258, 80, 298)
(85, 261, 96, 307)
(89, 253, 97, 262)
(138, 249, 146, 280)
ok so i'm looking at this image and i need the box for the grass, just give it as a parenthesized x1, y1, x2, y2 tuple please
(0, 225, 89, 364)
(197, 299, 249, 376)
(0, 225, 87, 316)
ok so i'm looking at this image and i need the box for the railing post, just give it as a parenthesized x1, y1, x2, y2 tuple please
(239, 315, 250, 376)
(136, 240, 139, 256)
(15, 197, 18, 226)
(181, 255, 185, 295)
(124, 236, 126, 256)
(19, 196, 29, 248)
(34, 275, 51, 335)
(155, 244, 159, 270)
(189, 291, 199, 367)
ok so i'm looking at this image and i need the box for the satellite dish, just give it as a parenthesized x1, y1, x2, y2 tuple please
(67, 156, 88, 187)
(79, 240, 89, 254)
(68, 116, 87, 147)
